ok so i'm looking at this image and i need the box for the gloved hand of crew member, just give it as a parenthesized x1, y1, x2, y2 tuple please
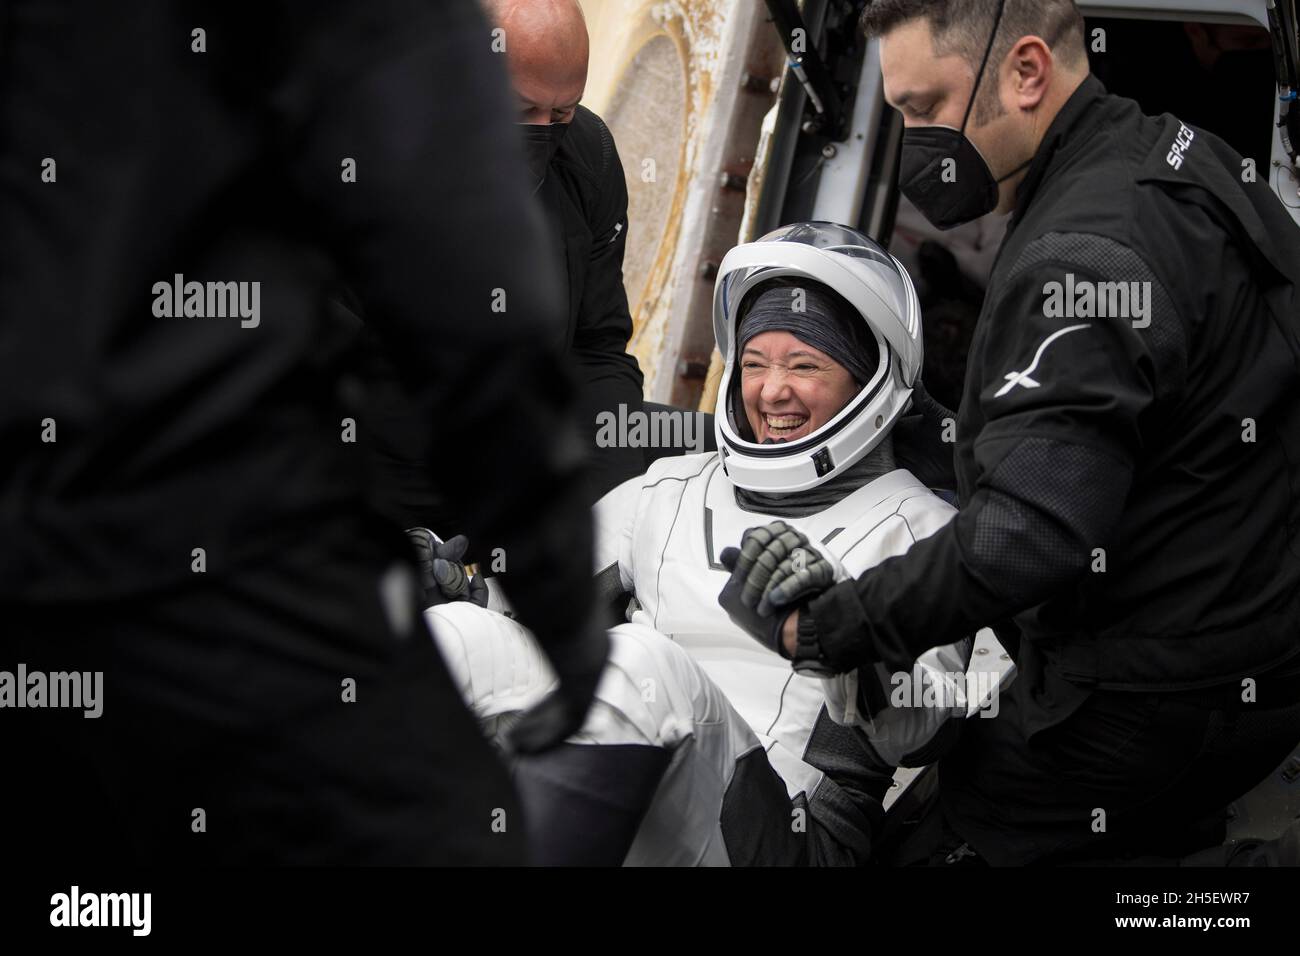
(908, 374, 956, 427)
(717, 520, 839, 656)
(406, 528, 489, 610)
(892, 376, 958, 491)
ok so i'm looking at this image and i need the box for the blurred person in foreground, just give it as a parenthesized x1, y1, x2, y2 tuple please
(0, 0, 605, 864)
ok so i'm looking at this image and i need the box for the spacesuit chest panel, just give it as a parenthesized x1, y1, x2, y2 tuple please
(623, 460, 946, 794)
(628, 461, 930, 643)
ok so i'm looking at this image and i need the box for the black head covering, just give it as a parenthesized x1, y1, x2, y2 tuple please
(736, 280, 878, 386)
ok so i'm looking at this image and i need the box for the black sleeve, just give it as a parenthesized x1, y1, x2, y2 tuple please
(807, 233, 1187, 674)
(276, 0, 601, 666)
(571, 117, 647, 501)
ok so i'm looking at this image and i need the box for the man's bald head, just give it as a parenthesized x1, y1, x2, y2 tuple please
(487, 0, 590, 125)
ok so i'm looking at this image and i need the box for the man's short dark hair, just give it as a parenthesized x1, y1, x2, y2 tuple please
(861, 0, 1087, 123)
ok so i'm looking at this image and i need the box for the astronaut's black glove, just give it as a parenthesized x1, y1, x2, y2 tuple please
(718, 543, 789, 655)
(406, 529, 489, 609)
(761, 537, 839, 616)
(717, 521, 839, 661)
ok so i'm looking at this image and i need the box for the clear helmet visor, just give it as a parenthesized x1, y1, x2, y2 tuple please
(711, 222, 923, 492)
(713, 223, 920, 374)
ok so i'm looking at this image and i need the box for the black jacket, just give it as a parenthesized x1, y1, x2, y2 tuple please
(0, 0, 601, 666)
(543, 105, 646, 501)
(811, 76, 1300, 713)
(360, 105, 645, 532)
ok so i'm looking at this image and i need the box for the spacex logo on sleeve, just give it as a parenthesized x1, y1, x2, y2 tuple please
(994, 324, 1090, 398)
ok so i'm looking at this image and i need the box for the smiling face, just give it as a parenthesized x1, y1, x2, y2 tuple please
(740, 330, 861, 444)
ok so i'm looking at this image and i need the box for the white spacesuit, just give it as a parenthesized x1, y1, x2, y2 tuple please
(429, 223, 978, 865)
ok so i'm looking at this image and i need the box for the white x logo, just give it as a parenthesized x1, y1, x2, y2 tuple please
(994, 324, 1090, 398)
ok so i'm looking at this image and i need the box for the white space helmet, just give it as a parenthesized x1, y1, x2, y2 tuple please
(713, 222, 922, 493)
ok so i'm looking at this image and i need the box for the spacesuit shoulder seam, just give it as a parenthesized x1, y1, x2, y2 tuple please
(894, 490, 958, 534)
(639, 453, 719, 489)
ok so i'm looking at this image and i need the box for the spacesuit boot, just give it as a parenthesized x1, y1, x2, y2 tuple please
(512, 743, 672, 866)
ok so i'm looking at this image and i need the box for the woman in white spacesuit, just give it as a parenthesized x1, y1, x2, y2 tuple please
(428, 223, 976, 866)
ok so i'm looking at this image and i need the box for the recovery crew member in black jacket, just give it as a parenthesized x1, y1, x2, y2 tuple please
(362, 0, 646, 538)
(720, 0, 1300, 864)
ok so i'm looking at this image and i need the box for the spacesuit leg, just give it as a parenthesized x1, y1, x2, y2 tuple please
(426, 604, 774, 865)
